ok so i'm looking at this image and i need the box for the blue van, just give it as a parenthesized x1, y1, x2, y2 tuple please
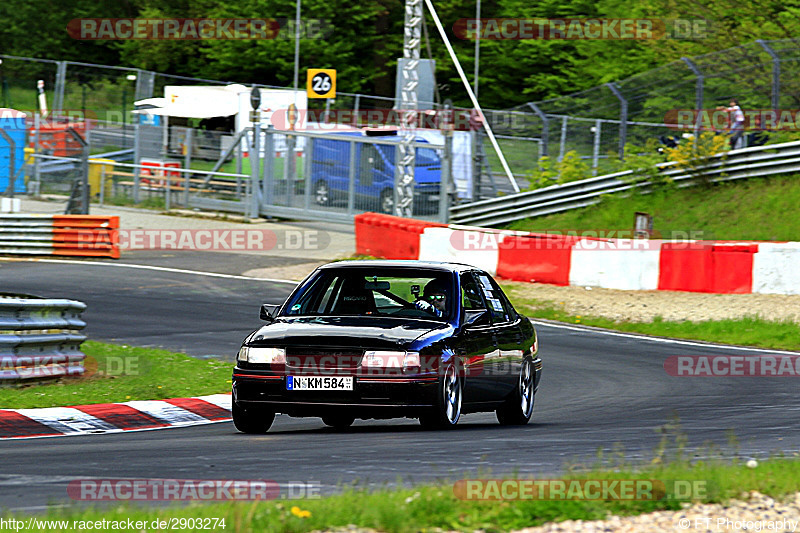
(309, 131, 441, 215)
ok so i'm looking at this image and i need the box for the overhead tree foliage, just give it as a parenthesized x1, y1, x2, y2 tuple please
(1, 0, 799, 109)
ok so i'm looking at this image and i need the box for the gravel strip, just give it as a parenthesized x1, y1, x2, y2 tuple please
(514, 491, 800, 532)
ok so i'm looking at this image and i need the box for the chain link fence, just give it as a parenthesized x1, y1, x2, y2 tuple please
(4, 38, 800, 208)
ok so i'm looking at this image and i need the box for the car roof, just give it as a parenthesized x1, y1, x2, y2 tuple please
(318, 260, 483, 274)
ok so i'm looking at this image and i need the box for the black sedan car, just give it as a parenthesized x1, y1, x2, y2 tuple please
(232, 260, 541, 432)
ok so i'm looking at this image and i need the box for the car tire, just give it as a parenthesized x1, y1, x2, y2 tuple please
(314, 180, 331, 206)
(496, 358, 535, 426)
(322, 414, 355, 430)
(232, 402, 275, 434)
(419, 362, 462, 429)
(379, 189, 394, 214)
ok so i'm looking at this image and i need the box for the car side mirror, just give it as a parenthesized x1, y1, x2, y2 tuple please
(260, 304, 281, 322)
(464, 309, 489, 327)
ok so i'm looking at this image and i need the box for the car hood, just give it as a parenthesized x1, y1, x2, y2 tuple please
(247, 316, 449, 350)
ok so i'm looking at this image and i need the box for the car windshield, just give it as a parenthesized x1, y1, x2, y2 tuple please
(283, 268, 453, 321)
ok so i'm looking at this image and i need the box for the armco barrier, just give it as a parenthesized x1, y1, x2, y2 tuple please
(354, 213, 445, 260)
(0, 214, 119, 258)
(0, 296, 87, 381)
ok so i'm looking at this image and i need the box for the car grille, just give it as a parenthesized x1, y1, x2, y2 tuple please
(285, 346, 364, 371)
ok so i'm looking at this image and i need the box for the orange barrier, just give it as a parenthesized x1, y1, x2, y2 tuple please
(0, 215, 120, 259)
(355, 213, 445, 260)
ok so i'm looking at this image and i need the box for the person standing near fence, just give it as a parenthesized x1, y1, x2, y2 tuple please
(720, 99, 745, 149)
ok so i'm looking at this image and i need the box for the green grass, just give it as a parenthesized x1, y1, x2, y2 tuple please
(505, 175, 800, 242)
(0, 341, 231, 409)
(5, 456, 800, 532)
(501, 285, 800, 352)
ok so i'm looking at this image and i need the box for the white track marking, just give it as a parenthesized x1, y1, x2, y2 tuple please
(532, 320, 800, 355)
(0, 258, 297, 284)
(196, 394, 233, 410)
(123, 401, 207, 425)
(13, 407, 118, 435)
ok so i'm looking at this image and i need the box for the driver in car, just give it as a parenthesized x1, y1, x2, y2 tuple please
(414, 279, 448, 318)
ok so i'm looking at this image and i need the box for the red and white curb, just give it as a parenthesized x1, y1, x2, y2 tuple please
(0, 394, 232, 440)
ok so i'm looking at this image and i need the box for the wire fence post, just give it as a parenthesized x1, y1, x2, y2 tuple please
(591, 120, 601, 175)
(605, 82, 627, 159)
(133, 122, 141, 203)
(263, 126, 275, 206)
(558, 116, 568, 162)
(526, 102, 549, 157)
(53, 61, 67, 119)
(757, 40, 780, 110)
(681, 57, 704, 139)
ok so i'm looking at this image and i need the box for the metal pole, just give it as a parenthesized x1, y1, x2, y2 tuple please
(33, 113, 41, 192)
(757, 40, 780, 110)
(292, 0, 301, 97)
(423, 0, 519, 192)
(250, 124, 261, 218)
(183, 127, 193, 207)
(681, 57, 704, 138)
(133, 122, 140, 203)
(53, 61, 66, 119)
(122, 87, 127, 149)
(263, 126, 274, 205)
(526, 102, 549, 157)
(605, 82, 628, 159)
(303, 135, 312, 210)
(397, 0, 423, 217)
(592, 120, 601, 176)
(440, 133, 453, 223)
(474, 0, 480, 99)
(353, 94, 360, 126)
(558, 116, 568, 162)
(347, 140, 356, 215)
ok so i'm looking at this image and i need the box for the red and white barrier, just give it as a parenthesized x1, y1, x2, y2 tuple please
(354, 213, 799, 295)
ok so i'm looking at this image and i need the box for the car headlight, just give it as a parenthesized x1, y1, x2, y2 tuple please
(238, 346, 285, 364)
(363, 350, 420, 371)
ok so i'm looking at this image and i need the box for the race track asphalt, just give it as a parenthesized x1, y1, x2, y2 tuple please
(1, 257, 798, 511)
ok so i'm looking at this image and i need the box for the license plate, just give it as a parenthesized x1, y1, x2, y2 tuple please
(287, 376, 353, 391)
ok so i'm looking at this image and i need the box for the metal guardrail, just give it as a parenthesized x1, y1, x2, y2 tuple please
(450, 140, 800, 227)
(0, 296, 87, 381)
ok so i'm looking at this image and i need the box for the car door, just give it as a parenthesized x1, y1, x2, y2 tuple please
(457, 272, 501, 405)
(475, 272, 525, 400)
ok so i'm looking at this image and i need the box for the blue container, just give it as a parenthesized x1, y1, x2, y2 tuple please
(0, 109, 27, 194)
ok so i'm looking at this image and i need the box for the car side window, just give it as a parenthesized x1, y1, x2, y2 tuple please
(476, 273, 511, 323)
(461, 274, 486, 310)
(488, 277, 518, 322)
